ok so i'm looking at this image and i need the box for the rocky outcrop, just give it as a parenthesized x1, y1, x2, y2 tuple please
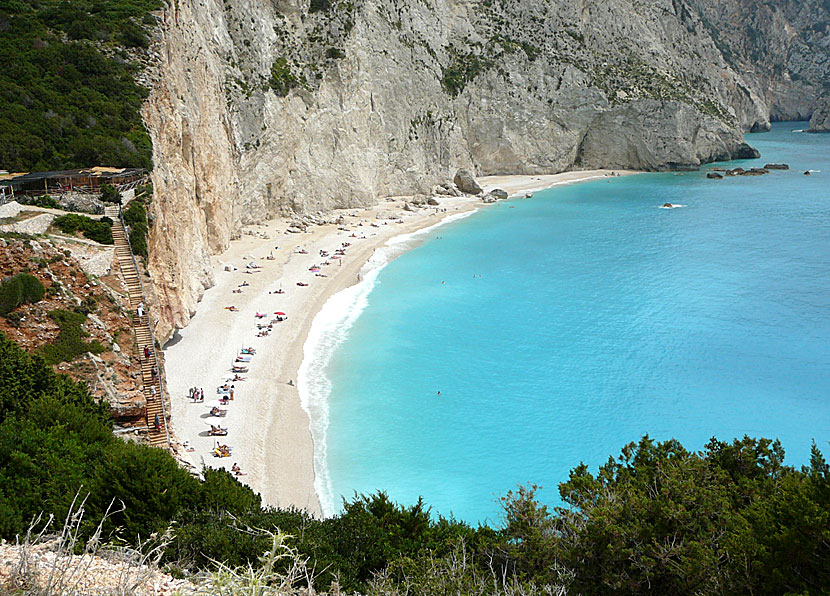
(578, 101, 745, 170)
(454, 169, 483, 195)
(808, 97, 830, 132)
(0, 212, 54, 235)
(140, 0, 829, 340)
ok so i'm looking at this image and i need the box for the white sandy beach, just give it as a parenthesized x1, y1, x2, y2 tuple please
(163, 170, 637, 515)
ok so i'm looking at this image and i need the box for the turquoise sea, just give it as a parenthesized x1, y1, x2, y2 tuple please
(300, 123, 830, 523)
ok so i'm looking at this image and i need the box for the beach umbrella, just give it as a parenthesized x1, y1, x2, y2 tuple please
(274, 311, 286, 316)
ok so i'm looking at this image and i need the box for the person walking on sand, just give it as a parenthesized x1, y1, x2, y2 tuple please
(229, 386, 235, 400)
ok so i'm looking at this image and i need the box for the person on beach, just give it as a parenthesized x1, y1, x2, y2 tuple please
(229, 386, 234, 400)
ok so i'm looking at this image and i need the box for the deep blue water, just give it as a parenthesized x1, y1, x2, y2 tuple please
(315, 123, 830, 523)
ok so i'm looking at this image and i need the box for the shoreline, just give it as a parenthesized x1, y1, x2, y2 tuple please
(163, 169, 638, 514)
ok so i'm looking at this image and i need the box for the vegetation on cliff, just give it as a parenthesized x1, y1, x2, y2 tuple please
(0, 273, 44, 317)
(0, 0, 159, 172)
(123, 196, 149, 258)
(0, 331, 827, 594)
(53, 214, 114, 244)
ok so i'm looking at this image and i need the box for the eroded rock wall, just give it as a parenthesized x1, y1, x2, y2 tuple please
(143, 0, 828, 340)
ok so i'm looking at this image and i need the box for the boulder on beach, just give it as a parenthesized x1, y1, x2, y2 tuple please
(427, 197, 439, 206)
(490, 188, 509, 200)
(453, 169, 483, 195)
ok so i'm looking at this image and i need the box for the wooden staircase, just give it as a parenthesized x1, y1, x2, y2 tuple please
(105, 205, 170, 449)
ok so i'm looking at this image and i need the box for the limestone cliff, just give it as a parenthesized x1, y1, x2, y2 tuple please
(142, 0, 829, 340)
(808, 96, 830, 131)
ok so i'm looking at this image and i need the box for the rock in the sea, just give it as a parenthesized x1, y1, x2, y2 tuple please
(731, 142, 761, 160)
(454, 169, 483, 195)
(524, 192, 533, 198)
(808, 97, 830, 133)
(707, 172, 723, 179)
(804, 171, 812, 176)
(725, 168, 744, 176)
(764, 163, 789, 170)
(741, 168, 768, 176)
(490, 188, 509, 200)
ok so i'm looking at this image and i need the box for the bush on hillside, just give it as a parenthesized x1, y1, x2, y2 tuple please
(99, 184, 122, 204)
(37, 309, 106, 364)
(53, 214, 114, 244)
(0, 331, 829, 595)
(0, 0, 160, 171)
(123, 199, 148, 258)
(0, 273, 45, 316)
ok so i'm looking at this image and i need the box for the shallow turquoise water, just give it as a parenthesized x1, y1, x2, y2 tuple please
(318, 123, 830, 523)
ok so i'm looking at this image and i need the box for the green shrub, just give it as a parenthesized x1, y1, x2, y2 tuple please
(309, 0, 331, 12)
(0, 273, 45, 316)
(441, 52, 490, 97)
(4, 311, 24, 327)
(37, 309, 106, 365)
(123, 199, 148, 258)
(326, 46, 345, 59)
(53, 214, 114, 245)
(34, 194, 60, 209)
(99, 184, 122, 204)
(269, 57, 299, 97)
(0, 0, 160, 172)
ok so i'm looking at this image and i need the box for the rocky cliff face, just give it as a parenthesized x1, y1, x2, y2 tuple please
(142, 0, 829, 340)
(809, 96, 830, 131)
